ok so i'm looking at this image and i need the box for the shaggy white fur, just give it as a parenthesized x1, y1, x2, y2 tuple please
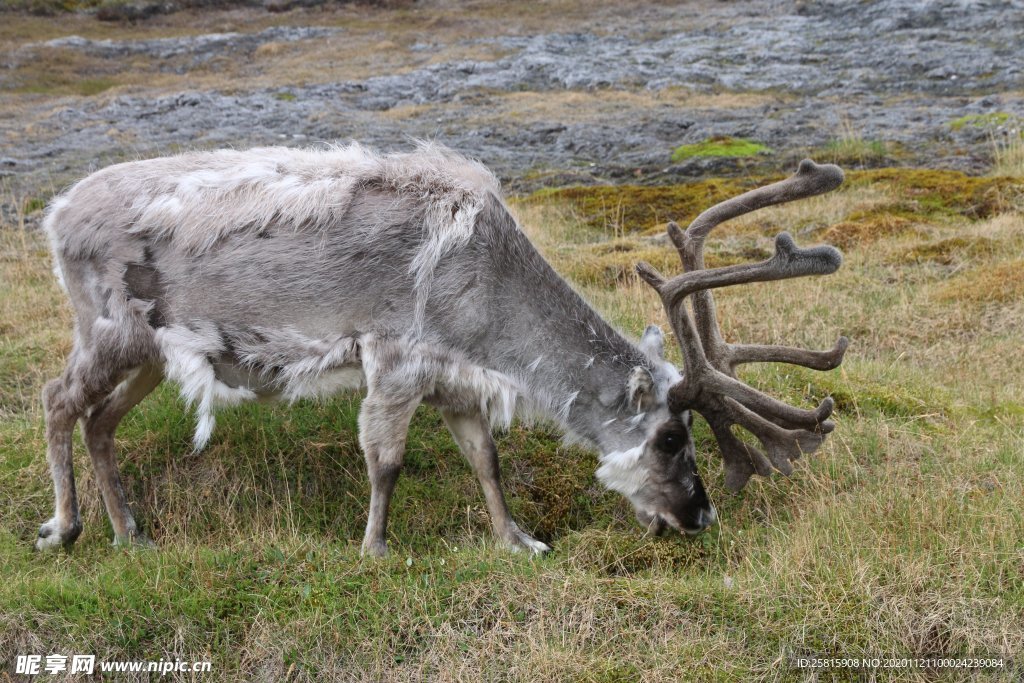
(156, 325, 529, 450)
(233, 327, 363, 402)
(360, 335, 523, 430)
(42, 195, 70, 293)
(595, 446, 649, 497)
(116, 142, 500, 306)
(156, 323, 257, 450)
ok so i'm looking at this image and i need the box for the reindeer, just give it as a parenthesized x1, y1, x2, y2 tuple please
(36, 144, 847, 556)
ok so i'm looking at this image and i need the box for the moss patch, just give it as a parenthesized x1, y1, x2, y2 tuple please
(501, 425, 607, 541)
(537, 170, 1022, 238)
(845, 169, 1024, 220)
(935, 260, 1024, 304)
(536, 178, 754, 233)
(818, 211, 919, 249)
(566, 528, 712, 576)
(19, 76, 119, 97)
(671, 136, 771, 163)
(809, 370, 947, 420)
(949, 112, 1017, 131)
(560, 241, 677, 288)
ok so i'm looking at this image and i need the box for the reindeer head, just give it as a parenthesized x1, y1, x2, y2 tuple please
(602, 160, 849, 536)
(596, 325, 716, 535)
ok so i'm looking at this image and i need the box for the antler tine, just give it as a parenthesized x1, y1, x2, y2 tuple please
(686, 159, 845, 245)
(692, 369, 837, 431)
(636, 159, 848, 491)
(706, 414, 767, 491)
(721, 397, 831, 472)
(729, 335, 849, 372)
(660, 232, 843, 310)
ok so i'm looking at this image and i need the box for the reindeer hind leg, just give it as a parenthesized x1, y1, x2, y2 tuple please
(37, 344, 124, 550)
(37, 375, 84, 550)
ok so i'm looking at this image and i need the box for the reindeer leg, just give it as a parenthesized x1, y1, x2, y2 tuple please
(358, 394, 419, 557)
(37, 346, 122, 550)
(441, 409, 550, 555)
(82, 364, 163, 546)
(37, 377, 84, 550)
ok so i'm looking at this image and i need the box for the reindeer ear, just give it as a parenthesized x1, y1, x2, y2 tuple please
(627, 366, 656, 412)
(638, 324, 665, 359)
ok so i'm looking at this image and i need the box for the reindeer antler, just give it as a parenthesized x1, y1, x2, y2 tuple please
(636, 160, 849, 491)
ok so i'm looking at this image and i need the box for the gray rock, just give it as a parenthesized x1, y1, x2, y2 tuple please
(3, 0, 1024, 191)
(25, 26, 339, 70)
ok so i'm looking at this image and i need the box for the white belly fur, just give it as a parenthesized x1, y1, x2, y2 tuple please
(153, 323, 523, 451)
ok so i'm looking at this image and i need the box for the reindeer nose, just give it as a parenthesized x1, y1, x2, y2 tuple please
(683, 505, 718, 535)
(699, 505, 718, 529)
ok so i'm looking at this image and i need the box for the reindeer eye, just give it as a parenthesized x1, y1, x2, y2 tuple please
(657, 431, 682, 452)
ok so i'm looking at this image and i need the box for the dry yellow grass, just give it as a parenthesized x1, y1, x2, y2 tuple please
(819, 213, 919, 249)
(385, 88, 784, 125)
(936, 260, 1024, 304)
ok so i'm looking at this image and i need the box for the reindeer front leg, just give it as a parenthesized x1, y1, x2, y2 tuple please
(358, 394, 420, 557)
(441, 409, 550, 555)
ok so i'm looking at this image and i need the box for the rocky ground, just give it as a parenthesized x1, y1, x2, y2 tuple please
(1, 0, 1023, 197)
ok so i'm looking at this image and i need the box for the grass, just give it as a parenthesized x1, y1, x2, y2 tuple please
(935, 260, 1024, 304)
(822, 119, 889, 168)
(0, 0, 102, 15)
(992, 130, 1024, 177)
(2, 162, 1023, 680)
(534, 177, 754, 235)
(824, 136, 888, 167)
(949, 112, 1018, 132)
(947, 113, 1024, 177)
(535, 168, 1024, 238)
(670, 136, 771, 163)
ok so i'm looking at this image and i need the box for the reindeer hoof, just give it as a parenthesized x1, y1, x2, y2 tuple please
(113, 531, 155, 548)
(35, 517, 82, 551)
(501, 524, 551, 556)
(360, 539, 389, 558)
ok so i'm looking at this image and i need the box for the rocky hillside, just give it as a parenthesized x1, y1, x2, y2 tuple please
(1, 0, 1022, 191)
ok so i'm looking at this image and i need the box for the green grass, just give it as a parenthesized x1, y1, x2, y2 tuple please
(820, 119, 890, 168)
(949, 112, 1017, 132)
(992, 130, 1024, 178)
(2, 166, 1024, 680)
(824, 137, 888, 166)
(670, 136, 771, 163)
(15, 75, 119, 97)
